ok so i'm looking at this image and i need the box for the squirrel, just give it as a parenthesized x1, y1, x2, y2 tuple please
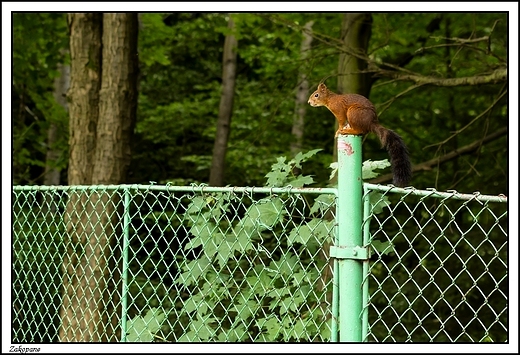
(308, 83, 412, 187)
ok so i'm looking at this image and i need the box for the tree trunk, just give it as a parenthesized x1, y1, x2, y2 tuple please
(66, 14, 102, 186)
(60, 13, 102, 342)
(93, 13, 138, 184)
(337, 13, 373, 97)
(209, 16, 238, 186)
(60, 13, 138, 342)
(291, 21, 314, 157)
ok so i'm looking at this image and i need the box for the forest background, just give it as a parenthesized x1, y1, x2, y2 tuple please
(10, 10, 511, 196)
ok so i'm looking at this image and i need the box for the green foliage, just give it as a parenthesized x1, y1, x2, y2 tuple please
(12, 13, 69, 184)
(132, 13, 337, 186)
(171, 150, 333, 341)
(126, 308, 166, 342)
(265, 149, 322, 187)
(13, 13, 507, 194)
(367, 13, 507, 194)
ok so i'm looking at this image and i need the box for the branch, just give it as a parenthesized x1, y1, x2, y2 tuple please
(374, 68, 506, 87)
(369, 127, 507, 185)
(429, 35, 490, 44)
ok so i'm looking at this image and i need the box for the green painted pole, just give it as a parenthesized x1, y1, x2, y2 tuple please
(120, 188, 131, 342)
(361, 188, 372, 341)
(331, 258, 339, 341)
(336, 134, 364, 342)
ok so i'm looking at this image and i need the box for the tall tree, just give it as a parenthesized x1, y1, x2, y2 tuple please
(60, 13, 138, 342)
(209, 16, 238, 186)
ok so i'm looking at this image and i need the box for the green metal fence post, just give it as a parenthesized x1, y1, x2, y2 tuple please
(332, 134, 364, 342)
(361, 187, 372, 341)
(120, 187, 131, 342)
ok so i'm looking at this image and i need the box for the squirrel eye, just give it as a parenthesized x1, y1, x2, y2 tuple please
(314, 93, 319, 97)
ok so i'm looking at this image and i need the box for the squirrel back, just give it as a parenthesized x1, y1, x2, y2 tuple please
(308, 83, 412, 187)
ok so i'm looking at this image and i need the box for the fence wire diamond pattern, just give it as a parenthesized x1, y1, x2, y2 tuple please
(363, 186, 507, 342)
(13, 185, 336, 342)
(12, 184, 507, 342)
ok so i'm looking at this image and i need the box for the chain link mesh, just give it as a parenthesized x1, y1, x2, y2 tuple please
(363, 186, 508, 342)
(12, 184, 507, 342)
(12, 185, 336, 342)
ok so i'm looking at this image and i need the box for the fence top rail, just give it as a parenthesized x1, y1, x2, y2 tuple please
(363, 183, 507, 204)
(12, 184, 338, 195)
(12, 183, 507, 203)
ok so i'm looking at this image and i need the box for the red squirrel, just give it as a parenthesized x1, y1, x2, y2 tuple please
(308, 83, 412, 187)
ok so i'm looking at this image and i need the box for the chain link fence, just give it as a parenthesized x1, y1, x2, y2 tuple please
(363, 184, 508, 342)
(12, 184, 507, 342)
(12, 185, 337, 343)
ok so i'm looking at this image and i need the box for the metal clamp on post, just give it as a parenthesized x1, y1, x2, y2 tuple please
(330, 245, 370, 261)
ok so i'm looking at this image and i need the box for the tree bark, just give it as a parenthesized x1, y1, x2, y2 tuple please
(60, 13, 138, 342)
(66, 13, 102, 186)
(291, 21, 314, 157)
(337, 13, 373, 97)
(209, 16, 238, 186)
(92, 13, 138, 184)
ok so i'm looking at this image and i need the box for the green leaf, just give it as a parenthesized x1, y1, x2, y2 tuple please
(126, 308, 165, 342)
(231, 300, 260, 320)
(362, 159, 391, 179)
(278, 297, 294, 315)
(183, 292, 205, 313)
(371, 239, 395, 255)
(288, 174, 314, 188)
(319, 318, 332, 341)
(232, 233, 254, 253)
(177, 330, 199, 342)
(291, 269, 319, 287)
(267, 286, 291, 299)
(185, 196, 207, 215)
(217, 324, 249, 342)
(288, 219, 335, 246)
(189, 315, 217, 341)
(269, 253, 300, 275)
(256, 316, 281, 340)
(291, 148, 323, 169)
(239, 197, 285, 231)
(175, 256, 212, 286)
(246, 268, 274, 294)
(329, 162, 338, 181)
(309, 194, 335, 215)
(369, 192, 391, 214)
(265, 157, 291, 187)
(214, 237, 233, 269)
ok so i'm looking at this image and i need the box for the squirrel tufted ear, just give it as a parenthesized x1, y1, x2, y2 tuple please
(318, 83, 327, 90)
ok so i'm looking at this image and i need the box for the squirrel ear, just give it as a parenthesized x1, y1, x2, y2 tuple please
(318, 83, 327, 91)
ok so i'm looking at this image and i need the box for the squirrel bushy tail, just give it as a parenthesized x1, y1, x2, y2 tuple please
(372, 125, 412, 187)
